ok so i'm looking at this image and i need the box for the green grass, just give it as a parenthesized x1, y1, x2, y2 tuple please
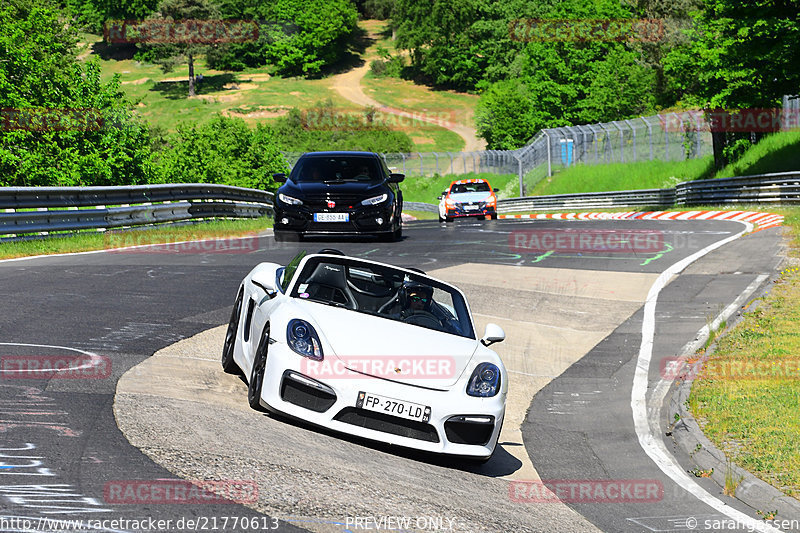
(403, 210, 437, 220)
(529, 157, 715, 196)
(79, 21, 467, 152)
(0, 217, 272, 259)
(400, 172, 519, 204)
(688, 207, 800, 499)
(362, 72, 479, 135)
(716, 130, 800, 179)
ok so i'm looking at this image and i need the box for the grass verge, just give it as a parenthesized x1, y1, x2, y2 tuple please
(0, 217, 272, 260)
(687, 205, 800, 500)
(403, 210, 438, 221)
(716, 130, 800, 179)
(529, 157, 714, 196)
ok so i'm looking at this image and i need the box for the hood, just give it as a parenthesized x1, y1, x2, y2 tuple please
(282, 180, 387, 198)
(290, 299, 478, 389)
(449, 191, 494, 203)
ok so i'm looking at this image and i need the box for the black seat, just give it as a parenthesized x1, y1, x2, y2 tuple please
(304, 262, 358, 309)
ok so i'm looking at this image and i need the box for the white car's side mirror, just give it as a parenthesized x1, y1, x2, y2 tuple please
(481, 323, 505, 347)
(250, 263, 280, 296)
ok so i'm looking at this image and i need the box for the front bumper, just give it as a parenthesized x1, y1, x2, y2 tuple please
(274, 205, 397, 235)
(259, 344, 506, 458)
(445, 204, 496, 218)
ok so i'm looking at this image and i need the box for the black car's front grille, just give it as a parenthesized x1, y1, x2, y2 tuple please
(305, 196, 364, 211)
(334, 407, 440, 442)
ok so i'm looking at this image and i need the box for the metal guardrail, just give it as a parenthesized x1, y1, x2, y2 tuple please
(497, 172, 800, 212)
(497, 188, 675, 213)
(0, 184, 272, 209)
(0, 184, 273, 236)
(2, 172, 797, 236)
(403, 201, 438, 213)
(675, 172, 800, 206)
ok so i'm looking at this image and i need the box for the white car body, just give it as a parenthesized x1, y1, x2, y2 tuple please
(437, 179, 498, 221)
(222, 250, 507, 460)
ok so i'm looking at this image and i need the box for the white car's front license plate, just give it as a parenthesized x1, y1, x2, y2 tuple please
(463, 205, 479, 211)
(357, 391, 431, 423)
(314, 212, 349, 222)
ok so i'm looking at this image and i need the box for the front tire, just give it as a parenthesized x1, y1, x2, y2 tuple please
(393, 223, 403, 241)
(221, 288, 243, 374)
(247, 323, 270, 411)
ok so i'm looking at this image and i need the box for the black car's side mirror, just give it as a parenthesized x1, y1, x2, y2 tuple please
(273, 173, 287, 183)
(493, 188, 499, 192)
(388, 173, 405, 183)
(437, 196, 442, 200)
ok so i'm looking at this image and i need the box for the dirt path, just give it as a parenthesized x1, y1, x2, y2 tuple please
(330, 46, 486, 153)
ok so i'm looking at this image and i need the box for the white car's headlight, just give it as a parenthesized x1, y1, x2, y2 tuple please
(287, 319, 323, 360)
(361, 194, 388, 206)
(466, 362, 501, 397)
(279, 193, 303, 205)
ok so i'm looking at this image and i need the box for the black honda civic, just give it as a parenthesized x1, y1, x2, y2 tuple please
(272, 151, 405, 241)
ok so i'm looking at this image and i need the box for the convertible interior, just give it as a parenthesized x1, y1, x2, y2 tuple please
(294, 258, 465, 336)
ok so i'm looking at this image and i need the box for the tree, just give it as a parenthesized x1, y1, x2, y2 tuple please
(66, 0, 160, 32)
(207, 0, 359, 76)
(664, 0, 800, 168)
(136, 0, 221, 97)
(0, 0, 155, 186)
(154, 115, 287, 190)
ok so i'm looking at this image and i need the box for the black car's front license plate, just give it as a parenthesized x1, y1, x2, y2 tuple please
(314, 212, 350, 222)
(357, 391, 431, 423)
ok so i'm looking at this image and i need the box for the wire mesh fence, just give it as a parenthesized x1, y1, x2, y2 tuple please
(513, 113, 713, 186)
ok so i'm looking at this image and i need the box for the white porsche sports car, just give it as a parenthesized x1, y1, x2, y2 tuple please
(222, 249, 507, 461)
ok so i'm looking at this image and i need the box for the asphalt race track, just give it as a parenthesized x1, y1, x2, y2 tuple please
(0, 217, 790, 533)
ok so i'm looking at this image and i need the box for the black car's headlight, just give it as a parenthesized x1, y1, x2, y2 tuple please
(361, 193, 388, 206)
(279, 193, 303, 206)
(287, 319, 323, 360)
(466, 362, 501, 397)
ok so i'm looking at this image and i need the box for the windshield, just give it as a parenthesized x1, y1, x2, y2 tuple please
(451, 181, 491, 194)
(292, 156, 383, 183)
(288, 256, 475, 339)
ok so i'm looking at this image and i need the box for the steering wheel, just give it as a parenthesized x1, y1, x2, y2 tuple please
(402, 310, 442, 329)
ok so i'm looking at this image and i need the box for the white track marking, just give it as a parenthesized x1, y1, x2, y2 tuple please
(0, 342, 103, 375)
(631, 221, 783, 533)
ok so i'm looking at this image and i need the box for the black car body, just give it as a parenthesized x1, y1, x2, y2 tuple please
(273, 152, 404, 241)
